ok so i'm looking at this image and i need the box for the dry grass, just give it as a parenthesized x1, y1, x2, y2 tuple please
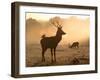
(26, 44, 89, 67)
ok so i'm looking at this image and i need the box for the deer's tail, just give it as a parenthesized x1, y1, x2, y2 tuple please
(41, 34, 46, 38)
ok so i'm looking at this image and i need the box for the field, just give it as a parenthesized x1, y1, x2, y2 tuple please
(26, 44, 89, 67)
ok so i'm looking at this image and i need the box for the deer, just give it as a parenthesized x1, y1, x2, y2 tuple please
(40, 20, 66, 63)
(68, 42, 79, 48)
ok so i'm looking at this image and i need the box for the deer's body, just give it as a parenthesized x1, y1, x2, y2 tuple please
(69, 42, 79, 48)
(40, 27, 66, 62)
(41, 35, 62, 48)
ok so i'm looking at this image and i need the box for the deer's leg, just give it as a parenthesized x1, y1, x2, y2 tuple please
(42, 48, 47, 62)
(42, 50, 44, 62)
(51, 48, 53, 63)
(77, 45, 79, 48)
(54, 48, 56, 62)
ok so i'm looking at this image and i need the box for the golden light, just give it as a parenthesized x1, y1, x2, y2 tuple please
(26, 13, 90, 45)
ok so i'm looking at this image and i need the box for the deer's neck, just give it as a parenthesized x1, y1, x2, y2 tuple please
(55, 34, 62, 43)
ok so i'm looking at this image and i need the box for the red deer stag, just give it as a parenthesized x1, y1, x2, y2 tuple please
(40, 19, 66, 62)
(69, 42, 79, 48)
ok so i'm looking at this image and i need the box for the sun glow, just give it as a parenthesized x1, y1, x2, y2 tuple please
(26, 13, 90, 45)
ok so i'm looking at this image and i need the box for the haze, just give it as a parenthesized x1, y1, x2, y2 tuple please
(26, 13, 90, 45)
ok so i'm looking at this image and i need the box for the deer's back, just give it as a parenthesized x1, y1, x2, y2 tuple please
(40, 36, 60, 48)
(71, 42, 79, 47)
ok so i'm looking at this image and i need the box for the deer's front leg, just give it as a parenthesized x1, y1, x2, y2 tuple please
(54, 48, 56, 62)
(51, 48, 53, 63)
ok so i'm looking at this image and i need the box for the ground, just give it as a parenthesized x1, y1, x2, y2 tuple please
(26, 44, 89, 67)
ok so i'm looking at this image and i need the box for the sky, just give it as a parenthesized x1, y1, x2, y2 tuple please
(26, 12, 90, 45)
(26, 12, 89, 21)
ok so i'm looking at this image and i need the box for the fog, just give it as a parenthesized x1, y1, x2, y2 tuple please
(26, 13, 90, 45)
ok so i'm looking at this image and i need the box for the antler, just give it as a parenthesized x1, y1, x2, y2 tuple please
(56, 21, 61, 27)
(50, 19, 57, 27)
(50, 16, 62, 28)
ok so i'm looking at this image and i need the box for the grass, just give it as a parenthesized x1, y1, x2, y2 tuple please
(26, 44, 89, 67)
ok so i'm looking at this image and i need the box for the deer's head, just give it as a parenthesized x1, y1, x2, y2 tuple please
(50, 17, 66, 36)
(56, 26, 66, 36)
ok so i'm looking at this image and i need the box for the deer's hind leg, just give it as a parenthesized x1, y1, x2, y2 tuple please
(41, 48, 47, 62)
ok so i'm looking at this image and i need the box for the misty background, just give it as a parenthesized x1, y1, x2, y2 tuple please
(25, 13, 90, 67)
(26, 13, 90, 46)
